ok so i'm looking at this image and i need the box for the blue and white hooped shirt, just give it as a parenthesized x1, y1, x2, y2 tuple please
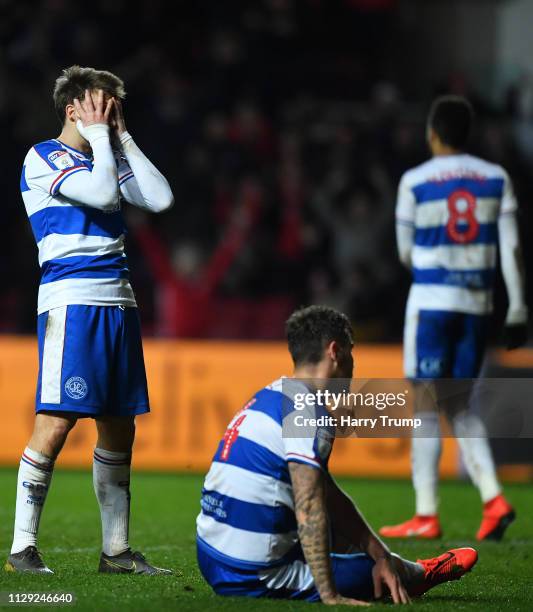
(196, 377, 333, 570)
(21, 139, 137, 314)
(396, 154, 518, 315)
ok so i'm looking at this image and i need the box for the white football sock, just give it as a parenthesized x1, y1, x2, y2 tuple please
(11, 447, 54, 554)
(412, 413, 442, 516)
(392, 553, 425, 586)
(453, 411, 501, 503)
(93, 448, 131, 556)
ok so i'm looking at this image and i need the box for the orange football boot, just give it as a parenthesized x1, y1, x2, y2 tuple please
(379, 515, 442, 539)
(476, 494, 515, 541)
(410, 547, 478, 597)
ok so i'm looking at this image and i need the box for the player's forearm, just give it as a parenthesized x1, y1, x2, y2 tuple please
(289, 463, 337, 602)
(60, 124, 118, 209)
(119, 133, 174, 212)
(396, 221, 414, 269)
(498, 214, 528, 324)
(326, 474, 390, 561)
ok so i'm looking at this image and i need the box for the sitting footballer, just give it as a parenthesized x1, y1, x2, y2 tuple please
(197, 306, 478, 605)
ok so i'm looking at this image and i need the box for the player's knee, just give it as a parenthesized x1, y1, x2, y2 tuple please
(31, 414, 76, 457)
(45, 420, 74, 449)
(96, 417, 135, 451)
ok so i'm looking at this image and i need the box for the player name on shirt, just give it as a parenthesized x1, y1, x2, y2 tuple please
(396, 153, 516, 315)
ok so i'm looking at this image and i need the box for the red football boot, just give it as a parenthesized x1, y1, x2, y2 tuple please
(379, 515, 441, 539)
(410, 547, 478, 597)
(476, 494, 515, 541)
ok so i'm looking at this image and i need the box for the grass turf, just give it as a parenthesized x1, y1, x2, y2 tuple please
(0, 469, 532, 611)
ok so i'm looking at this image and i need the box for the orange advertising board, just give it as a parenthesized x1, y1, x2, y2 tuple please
(0, 337, 458, 477)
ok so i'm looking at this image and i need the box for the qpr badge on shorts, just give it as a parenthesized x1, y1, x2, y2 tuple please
(65, 376, 88, 400)
(48, 150, 76, 170)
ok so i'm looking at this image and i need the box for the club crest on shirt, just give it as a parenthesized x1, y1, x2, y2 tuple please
(48, 150, 75, 170)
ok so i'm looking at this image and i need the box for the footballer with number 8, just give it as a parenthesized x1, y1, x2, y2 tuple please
(380, 96, 527, 541)
(5, 66, 174, 575)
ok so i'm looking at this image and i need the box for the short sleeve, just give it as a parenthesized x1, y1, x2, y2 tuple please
(395, 173, 416, 226)
(282, 398, 333, 471)
(27, 142, 89, 196)
(283, 433, 331, 471)
(500, 169, 518, 217)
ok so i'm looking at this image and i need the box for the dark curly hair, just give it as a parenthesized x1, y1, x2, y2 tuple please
(285, 305, 353, 366)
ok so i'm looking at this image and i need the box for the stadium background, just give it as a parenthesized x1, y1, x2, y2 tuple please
(1, 0, 533, 477)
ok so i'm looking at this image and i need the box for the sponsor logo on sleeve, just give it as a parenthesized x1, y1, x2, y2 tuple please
(48, 150, 76, 170)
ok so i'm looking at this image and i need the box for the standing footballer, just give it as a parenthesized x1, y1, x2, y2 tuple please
(5, 66, 174, 574)
(380, 96, 527, 541)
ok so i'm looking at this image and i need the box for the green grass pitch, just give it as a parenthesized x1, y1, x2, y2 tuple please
(0, 468, 532, 611)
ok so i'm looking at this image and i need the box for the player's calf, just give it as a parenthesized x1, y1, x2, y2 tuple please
(9, 447, 55, 559)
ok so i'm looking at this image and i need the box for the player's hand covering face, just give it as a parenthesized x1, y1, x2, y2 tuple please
(110, 98, 127, 136)
(74, 89, 114, 128)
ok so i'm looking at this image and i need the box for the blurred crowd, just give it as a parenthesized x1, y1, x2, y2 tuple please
(1, 0, 532, 340)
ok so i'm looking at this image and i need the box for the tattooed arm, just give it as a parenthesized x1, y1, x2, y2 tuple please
(288, 462, 369, 607)
(326, 473, 410, 604)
